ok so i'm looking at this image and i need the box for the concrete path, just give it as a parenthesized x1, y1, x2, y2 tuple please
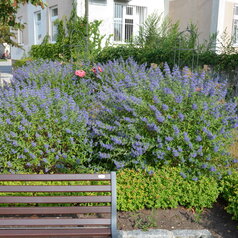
(0, 60, 13, 86)
(118, 229, 213, 238)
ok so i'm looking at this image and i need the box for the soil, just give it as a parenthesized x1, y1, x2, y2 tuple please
(117, 199, 238, 238)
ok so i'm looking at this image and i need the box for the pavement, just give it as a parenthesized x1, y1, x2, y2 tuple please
(0, 59, 13, 86)
(118, 229, 213, 238)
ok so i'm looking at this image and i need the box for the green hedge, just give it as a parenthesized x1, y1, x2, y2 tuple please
(12, 57, 34, 68)
(96, 45, 238, 72)
(0, 167, 220, 212)
(220, 171, 238, 220)
(117, 167, 220, 211)
(30, 43, 64, 61)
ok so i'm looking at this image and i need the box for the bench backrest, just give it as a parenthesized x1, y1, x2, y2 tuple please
(0, 172, 117, 237)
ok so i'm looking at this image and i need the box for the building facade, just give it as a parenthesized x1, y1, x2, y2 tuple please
(168, 0, 238, 51)
(12, 0, 167, 59)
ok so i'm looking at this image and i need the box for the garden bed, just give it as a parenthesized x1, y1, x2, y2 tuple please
(118, 199, 238, 238)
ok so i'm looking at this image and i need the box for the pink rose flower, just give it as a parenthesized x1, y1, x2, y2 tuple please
(75, 70, 86, 78)
(92, 66, 103, 74)
(195, 87, 202, 92)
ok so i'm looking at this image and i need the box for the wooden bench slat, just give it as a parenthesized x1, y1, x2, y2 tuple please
(0, 218, 111, 226)
(0, 185, 111, 192)
(0, 228, 111, 237)
(0, 206, 111, 215)
(0, 174, 110, 181)
(0, 196, 111, 203)
(0, 172, 117, 237)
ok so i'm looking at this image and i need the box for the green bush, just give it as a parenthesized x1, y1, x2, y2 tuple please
(220, 171, 238, 220)
(96, 45, 222, 71)
(117, 168, 219, 211)
(96, 45, 143, 64)
(30, 43, 61, 60)
(12, 57, 34, 69)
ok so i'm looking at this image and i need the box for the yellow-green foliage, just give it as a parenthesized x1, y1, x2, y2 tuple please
(12, 57, 33, 69)
(220, 171, 238, 220)
(117, 167, 220, 211)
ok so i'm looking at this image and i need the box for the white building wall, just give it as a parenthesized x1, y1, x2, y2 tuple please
(85, 0, 165, 44)
(12, 0, 166, 59)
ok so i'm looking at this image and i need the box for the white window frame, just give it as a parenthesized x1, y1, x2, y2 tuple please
(114, 3, 147, 43)
(232, 5, 238, 45)
(17, 17, 24, 45)
(34, 11, 42, 45)
(49, 6, 58, 43)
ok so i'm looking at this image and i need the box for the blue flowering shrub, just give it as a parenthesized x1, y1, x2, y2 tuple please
(0, 83, 92, 173)
(12, 60, 101, 109)
(1, 58, 238, 214)
(89, 59, 238, 178)
(12, 60, 74, 88)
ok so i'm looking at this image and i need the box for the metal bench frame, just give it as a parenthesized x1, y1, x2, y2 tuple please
(0, 172, 117, 237)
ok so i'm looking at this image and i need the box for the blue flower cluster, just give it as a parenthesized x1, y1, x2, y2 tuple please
(87, 59, 238, 178)
(1, 58, 237, 179)
(0, 81, 92, 173)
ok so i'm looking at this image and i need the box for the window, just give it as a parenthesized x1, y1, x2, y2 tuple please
(233, 5, 238, 45)
(114, 3, 147, 42)
(50, 7, 58, 43)
(34, 11, 42, 44)
(17, 17, 23, 45)
(89, 0, 107, 4)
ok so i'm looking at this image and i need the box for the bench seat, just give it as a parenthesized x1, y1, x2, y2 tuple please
(0, 173, 117, 238)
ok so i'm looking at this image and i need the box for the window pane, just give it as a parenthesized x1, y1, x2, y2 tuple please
(52, 8, 58, 17)
(114, 19, 123, 41)
(125, 19, 133, 41)
(137, 6, 146, 25)
(235, 6, 238, 16)
(35, 12, 42, 44)
(233, 19, 238, 44)
(114, 4, 123, 18)
(18, 17, 23, 44)
(51, 7, 58, 42)
(90, 0, 107, 4)
(126, 6, 133, 16)
(114, 4, 123, 41)
(37, 13, 41, 21)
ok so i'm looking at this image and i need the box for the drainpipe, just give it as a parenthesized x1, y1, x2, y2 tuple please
(85, 0, 89, 59)
(210, 0, 220, 52)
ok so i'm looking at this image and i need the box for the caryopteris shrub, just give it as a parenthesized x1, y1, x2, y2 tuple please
(0, 83, 92, 174)
(12, 60, 96, 108)
(12, 60, 74, 89)
(89, 58, 238, 179)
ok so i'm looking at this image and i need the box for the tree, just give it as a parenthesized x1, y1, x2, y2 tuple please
(0, 24, 19, 47)
(0, 0, 45, 46)
(0, 0, 45, 28)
